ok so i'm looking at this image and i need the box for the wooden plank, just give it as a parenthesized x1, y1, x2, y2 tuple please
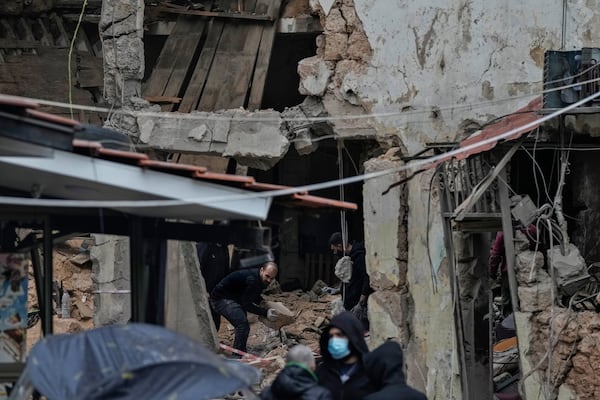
(0, 49, 101, 124)
(179, 19, 225, 113)
(154, 5, 273, 21)
(498, 167, 520, 312)
(144, 96, 182, 104)
(159, 17, 207, 111)
(76, 52, 104, 88)
(0, 39, 41, 49)
(197, 20, 263, 111)
(0, 20, 21, 56)
(50, 13, 70, 48)
(247, 0, 282, 110)
(36, 17, 54, 47)
(143, 15, 204, 99)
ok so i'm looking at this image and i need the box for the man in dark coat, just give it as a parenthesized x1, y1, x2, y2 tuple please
(210, 262, 279, 353)
(316, 311, 376, 400)
(364, 341, 427, 400)
(261, 344, 333, 400)
(329, 232, 374, 312)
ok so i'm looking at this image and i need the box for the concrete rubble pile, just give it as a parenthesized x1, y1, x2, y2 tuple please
(216, 281, 339, 390)
(27, 238, 95, 351)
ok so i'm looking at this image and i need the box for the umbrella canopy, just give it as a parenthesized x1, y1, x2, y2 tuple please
(11, 323, 261, 400)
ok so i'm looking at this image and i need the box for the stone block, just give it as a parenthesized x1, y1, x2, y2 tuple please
(518, 281, 553, 312)
(547, 243, 586, 282)
(323, 33, 348, 61)
(340, 6, 360, 32)
(515, 251, 545, 286)
(324, 8, 346, 33)
(347, 30, 372, 61)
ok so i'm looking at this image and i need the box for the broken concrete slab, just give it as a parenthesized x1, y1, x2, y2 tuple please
(224, 110, 289, 170)
(298, 56, 333, 96)
(518, 276, 553, 312)
(515, 250, 545, 286)
(548, 243, 586, 283)
(137, 109, 289, 170)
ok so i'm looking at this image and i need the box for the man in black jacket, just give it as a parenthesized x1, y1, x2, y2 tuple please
(329, 232, 374, 329)
(316, 311, 376, 400)
(261, 344, 333, 400)
(210, 261, 279, 353)
(364, 341, 427, 400)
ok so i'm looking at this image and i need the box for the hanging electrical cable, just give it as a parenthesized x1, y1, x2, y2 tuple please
(67, 0, 88, 119)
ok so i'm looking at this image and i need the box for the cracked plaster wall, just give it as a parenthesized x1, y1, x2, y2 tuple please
(307, 1, 600, 398)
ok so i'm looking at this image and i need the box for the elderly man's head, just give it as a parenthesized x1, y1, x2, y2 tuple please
(286, 344, 316, 371)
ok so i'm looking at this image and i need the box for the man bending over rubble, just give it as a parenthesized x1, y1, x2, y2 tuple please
(210, 261, 280, 354)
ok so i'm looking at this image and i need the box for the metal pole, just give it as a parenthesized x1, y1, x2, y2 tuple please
(498, 167, 520, 312)
(129, 216, 144, 322)
(43, 217, 53, 334)
(30, 246, 46, 335)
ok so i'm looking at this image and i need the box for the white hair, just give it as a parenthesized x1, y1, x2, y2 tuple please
(286, 345, 316, 369)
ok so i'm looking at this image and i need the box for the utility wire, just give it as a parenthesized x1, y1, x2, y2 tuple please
(5, 75, 600, 123)
(67, 0, 88, 119)
(1, 90, 599, 209)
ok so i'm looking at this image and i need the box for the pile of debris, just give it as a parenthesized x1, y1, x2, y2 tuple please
(216, 281, 340, 390)
(27, 238, 95, 351)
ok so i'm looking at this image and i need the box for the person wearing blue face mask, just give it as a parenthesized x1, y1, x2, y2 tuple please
(316, 311, 376, 400)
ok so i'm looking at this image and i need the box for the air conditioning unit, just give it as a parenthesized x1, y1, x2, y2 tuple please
(543, 48, 600, 108)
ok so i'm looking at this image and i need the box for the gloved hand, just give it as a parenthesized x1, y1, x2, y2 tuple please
(267, 308, 279, 322)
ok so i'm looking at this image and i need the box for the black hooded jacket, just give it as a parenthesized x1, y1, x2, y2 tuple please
(260, 364, 333, 400)
(316, 311, 375, 400)
(344, 242, 374, 310)
(363, 341, 427, 400)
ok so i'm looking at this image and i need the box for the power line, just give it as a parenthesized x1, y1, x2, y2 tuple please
(2, 90, 599, 209)
(3, 76, 599, 124)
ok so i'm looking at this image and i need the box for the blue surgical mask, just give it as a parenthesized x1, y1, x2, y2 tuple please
(328, 337, 350, 360)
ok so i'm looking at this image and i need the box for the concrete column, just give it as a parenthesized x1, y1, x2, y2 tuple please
(100, 0, 146, 135)
(91, 234, 131, 326)
(165, 241, 218, 349)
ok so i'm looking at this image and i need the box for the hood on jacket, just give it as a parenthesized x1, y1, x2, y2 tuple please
(364, 341, 406, 386)
(363, 341, 428, 400)
(270, 364, 317, 398)
(319, 311, 369, 362)
(349, 241, 365, 260)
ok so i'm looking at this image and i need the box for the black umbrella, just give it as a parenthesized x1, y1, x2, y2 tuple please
(10, 323, 261, 400)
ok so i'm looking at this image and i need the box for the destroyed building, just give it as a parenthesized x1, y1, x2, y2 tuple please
(3, 0, 600, 399)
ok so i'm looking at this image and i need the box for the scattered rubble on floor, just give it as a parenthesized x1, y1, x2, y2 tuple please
(26, 238, 95, 351)
(217, 284, 339, 392)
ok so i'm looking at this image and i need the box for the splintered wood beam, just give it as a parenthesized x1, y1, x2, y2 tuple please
(151, 5, 274, 21)
(55, 0, 103, 6)
(144, 96, 182, 104)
